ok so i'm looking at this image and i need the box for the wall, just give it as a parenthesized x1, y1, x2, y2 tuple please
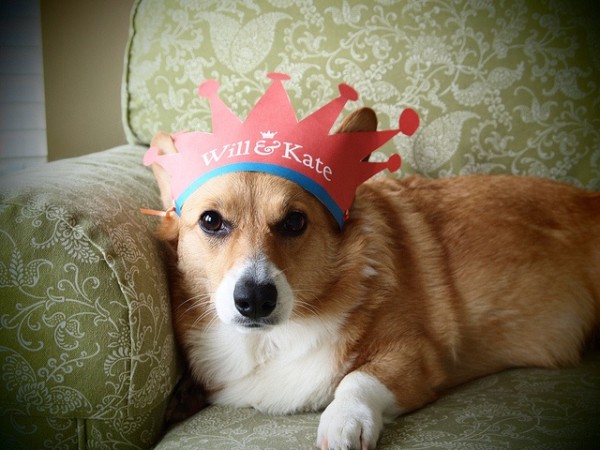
(41, 0, 135, 161)
(0, 0, 46, 175)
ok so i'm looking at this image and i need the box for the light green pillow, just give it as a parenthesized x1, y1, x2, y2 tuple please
(0, 146, 180, 449)
(124, 0, 599, 188)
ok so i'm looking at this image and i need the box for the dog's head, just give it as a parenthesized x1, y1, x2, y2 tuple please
(150, 108, 377, 332)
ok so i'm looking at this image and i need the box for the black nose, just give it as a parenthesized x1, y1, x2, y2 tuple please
(233, 280, 277, 319)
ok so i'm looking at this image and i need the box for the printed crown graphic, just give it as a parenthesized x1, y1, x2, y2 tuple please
(144, 73, 419, 227)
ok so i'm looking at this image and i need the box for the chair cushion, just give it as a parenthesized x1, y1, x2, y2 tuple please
(123, 0, 599, 188)
(156, 352, 600, 449)
(0, 145, 180, 449)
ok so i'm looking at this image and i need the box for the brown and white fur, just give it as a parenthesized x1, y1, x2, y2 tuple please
(149, 109, 600, 449)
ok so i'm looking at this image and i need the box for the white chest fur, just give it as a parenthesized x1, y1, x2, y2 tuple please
(186, 316, 346, 414)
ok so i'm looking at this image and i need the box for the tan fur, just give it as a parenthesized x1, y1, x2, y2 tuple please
(150, 109, 600, 443)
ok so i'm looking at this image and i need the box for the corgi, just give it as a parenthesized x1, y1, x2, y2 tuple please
(149, 108, 600, 449)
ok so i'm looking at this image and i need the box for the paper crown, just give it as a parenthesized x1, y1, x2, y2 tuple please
(144, 73, 419, 227)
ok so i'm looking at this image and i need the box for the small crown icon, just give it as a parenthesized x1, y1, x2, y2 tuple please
(260, 130, 277, 139)
(144, 73, 419, 227)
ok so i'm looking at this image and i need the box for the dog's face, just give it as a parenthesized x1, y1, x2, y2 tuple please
(169, 171, 341, 331)
(150, 108, 377, 332)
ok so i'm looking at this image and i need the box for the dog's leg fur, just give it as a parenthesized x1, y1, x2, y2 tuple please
(317, 371, 403, 450)
(164, 369, 207, 427)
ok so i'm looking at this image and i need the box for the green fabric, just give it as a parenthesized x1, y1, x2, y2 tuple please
(3, 0, 599, 449)
(0, 146, 180, 449)
(157, 352, 600, 449)
(124, 0, 600, 189)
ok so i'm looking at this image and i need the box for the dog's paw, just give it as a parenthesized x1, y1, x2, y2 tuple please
(316, 371, 403, 450)
(316, 397, 382, 450)
(164, 372, 206, 427)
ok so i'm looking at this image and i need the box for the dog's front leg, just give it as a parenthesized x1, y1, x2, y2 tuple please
(316, 371, 403, 450)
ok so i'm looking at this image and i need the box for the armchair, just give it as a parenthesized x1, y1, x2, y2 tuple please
(1, 0, 599, 448)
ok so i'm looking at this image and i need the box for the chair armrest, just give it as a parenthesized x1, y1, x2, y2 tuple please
(0, 145, 180, 449)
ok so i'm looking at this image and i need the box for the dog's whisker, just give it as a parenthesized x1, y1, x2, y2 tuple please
(292, 296, 321, 317)
(178, 297, 212, 317)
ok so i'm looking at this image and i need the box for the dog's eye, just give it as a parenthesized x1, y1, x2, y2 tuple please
(277, 211, 307, 237)
(199, 210, 228, 235)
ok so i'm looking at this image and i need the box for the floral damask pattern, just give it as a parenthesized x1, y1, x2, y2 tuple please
(0, 146, 180, 449)
(125, 0, 599, 189)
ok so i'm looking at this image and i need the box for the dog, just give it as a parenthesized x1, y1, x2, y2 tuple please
(148, 107, 600, 449)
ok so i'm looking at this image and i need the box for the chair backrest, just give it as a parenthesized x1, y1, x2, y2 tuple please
(123, 0, 599, 188)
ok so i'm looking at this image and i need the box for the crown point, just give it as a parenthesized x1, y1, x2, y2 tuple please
(387, 153, 402, 172)
(198, 79, 220, 98)
(338, 83, 358, 101)
(398, 108, 420, 136)
(267, 72, 291, 81)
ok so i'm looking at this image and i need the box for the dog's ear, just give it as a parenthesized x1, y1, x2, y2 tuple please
(336, 107, 378, 161)
(149, 132, 180, 242)
(336, 107, 378, 133)
(150, 132, 179, 210)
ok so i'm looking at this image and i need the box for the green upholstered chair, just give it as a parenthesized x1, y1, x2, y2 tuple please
(1, 0, 599, 448)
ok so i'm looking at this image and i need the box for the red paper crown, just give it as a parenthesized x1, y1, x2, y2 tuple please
(144, 73, 419, 227)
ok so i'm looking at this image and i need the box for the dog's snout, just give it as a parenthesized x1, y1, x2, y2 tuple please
(233, 280, 277, 319)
